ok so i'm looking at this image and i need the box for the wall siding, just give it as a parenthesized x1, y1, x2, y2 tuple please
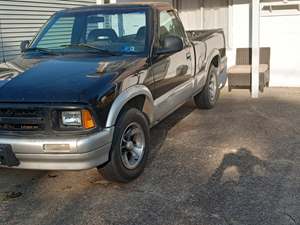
(0, 0, 96, 62)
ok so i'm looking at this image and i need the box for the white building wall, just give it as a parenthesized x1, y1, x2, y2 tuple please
(226, 1, 251, 70)
(232, 1, 251, 48)
(177, 0, 203, 30)
(260, 13, 300, 87)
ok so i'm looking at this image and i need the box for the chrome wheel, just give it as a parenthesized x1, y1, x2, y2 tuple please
(209, 73, 217, 102)
(120, 122, 145, 170)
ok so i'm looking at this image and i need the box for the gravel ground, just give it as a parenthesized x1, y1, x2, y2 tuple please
(0, 88, 299, 225)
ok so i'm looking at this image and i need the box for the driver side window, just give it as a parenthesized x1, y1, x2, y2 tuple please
(159, 10, 186, 49)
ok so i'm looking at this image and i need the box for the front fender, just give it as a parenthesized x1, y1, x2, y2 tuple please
(105, 85, 154, 128)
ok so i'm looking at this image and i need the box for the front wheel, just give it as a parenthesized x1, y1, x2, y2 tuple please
(194, 65, 220, 109)
(98, 108, 150, 183)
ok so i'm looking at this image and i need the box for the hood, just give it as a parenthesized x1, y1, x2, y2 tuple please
(0, 53, 146, 103)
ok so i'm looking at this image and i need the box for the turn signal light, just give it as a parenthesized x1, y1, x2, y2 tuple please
(82, 110, 95, 129)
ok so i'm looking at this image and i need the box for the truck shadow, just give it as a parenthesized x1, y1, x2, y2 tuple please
(148, 101, 195, 165)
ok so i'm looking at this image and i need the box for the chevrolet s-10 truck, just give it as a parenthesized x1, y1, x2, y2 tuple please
(0, 2, 227, 182)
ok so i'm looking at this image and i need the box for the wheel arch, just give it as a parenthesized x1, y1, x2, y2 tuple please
(105, 85, 154, 128)
(205, 49, 221, 75)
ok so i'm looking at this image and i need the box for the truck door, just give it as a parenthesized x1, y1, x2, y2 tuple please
(150, 10, 194, 120)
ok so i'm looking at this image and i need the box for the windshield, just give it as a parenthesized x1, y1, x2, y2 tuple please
(31, 8, 149, 55)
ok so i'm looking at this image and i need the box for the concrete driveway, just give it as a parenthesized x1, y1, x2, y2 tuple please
(0, 88, 299, 225)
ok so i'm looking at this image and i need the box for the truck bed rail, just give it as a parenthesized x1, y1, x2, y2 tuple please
(186, 29, 224, 42)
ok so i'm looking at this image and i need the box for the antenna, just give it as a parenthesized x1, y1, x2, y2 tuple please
(0, 19, 6, 63)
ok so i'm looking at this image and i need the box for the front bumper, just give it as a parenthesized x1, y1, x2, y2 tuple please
(0, 127, 114, 170)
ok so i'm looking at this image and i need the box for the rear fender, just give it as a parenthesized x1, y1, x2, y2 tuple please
(205, 49, 221, 75)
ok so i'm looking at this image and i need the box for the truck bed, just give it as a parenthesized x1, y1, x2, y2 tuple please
(186, 29, 225, 42)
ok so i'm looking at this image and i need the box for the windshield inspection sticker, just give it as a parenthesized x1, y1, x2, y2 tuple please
(122, 46, 135, 53)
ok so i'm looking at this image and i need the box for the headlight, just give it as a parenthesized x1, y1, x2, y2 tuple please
(62, 111, 82, 126)
(61, 110, 95, 129)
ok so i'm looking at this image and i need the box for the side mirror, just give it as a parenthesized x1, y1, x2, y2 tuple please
(20, 40, 30, 52)
(156, 35, 184, 55)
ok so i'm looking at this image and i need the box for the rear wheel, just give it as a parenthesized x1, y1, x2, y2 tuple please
(98, 108, 150, 183)
(194, 65, 220, 109)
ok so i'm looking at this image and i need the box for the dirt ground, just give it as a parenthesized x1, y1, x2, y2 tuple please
(0, 88, 299, 225)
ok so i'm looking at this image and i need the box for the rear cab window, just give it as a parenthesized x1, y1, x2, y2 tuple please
(158, 10, 189, 49)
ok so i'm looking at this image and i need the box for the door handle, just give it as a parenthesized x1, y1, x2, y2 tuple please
(186, 52, 192, 60)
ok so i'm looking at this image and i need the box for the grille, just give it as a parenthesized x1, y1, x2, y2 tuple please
(0, 108, 47, 131)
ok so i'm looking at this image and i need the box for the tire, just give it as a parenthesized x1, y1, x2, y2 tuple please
(98, 108, 150, 183)
(194, 65, 220, 109)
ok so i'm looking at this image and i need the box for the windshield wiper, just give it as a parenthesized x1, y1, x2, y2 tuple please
(23, 47, 57, 55)
(60, 44, 121, 56)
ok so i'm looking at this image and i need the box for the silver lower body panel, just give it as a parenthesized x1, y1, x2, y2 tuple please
(14, 144, 111, 170)
(0, 127, 114, 170)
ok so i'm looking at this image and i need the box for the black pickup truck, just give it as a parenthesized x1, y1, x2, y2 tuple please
(0, 2, 227, 182)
